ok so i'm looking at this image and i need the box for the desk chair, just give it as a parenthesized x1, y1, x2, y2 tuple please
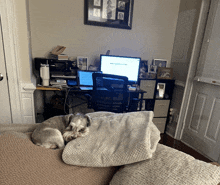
(90, 73, 129, 113)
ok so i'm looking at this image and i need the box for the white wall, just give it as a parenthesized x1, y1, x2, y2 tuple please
(28, 0, 180, 70)
(1, 0, 35, 123)
(4, 0, 180, 123)
(12, 0, 33, 84)
(171, 0, 202, 82)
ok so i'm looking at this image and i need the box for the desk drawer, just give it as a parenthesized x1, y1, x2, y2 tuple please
(154, 100, 170, 117)
(152, 118, 167, 133)
(139, 80, 156, 99)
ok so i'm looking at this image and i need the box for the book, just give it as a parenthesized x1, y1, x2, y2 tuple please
(49, 53, 69, 60)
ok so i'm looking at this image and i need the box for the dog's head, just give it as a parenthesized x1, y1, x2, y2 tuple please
(63, 113, 91, 142)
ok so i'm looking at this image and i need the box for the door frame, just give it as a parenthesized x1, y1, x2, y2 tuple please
(175, 0, 211, 140)
(175, 0, 220, 163)
(0, 0, 23, 123)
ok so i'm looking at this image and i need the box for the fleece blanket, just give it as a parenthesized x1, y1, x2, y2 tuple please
(62, 111, 161, 167)
(110, 144, 220, 185)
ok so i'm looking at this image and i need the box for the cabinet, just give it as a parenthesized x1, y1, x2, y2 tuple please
(139, 79, 175, 133)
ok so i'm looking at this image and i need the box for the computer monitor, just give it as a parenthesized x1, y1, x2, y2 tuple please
(100, 55, 141, 84)
(77, 70, 101, 86)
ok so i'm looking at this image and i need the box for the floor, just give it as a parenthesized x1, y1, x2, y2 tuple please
(160, 134, 212, 163)
(165, 121, 177, 137)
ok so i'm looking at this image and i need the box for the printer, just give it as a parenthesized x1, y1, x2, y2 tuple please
(34, 58, 78, 86)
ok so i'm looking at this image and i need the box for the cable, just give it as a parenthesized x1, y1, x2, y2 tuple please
(64, 88, 90, 114)
(64, 88, 71, 114)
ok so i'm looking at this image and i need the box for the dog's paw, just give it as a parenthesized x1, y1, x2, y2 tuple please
(63, 131, 77, 142)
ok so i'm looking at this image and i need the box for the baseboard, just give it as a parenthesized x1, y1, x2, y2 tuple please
(165, 131, 175, 138)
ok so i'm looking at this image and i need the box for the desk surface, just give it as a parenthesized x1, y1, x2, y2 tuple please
(36, 86, 61, 91)
(36, 86, 146, 93)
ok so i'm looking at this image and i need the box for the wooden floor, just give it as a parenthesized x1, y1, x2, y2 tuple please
(159, 134, 212, 163)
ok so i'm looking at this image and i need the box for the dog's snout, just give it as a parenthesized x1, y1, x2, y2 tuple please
(72, 126, 77, 132)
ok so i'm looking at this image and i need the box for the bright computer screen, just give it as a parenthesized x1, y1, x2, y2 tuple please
(100, 55, 141, 83)
(78, 70, 101, 86)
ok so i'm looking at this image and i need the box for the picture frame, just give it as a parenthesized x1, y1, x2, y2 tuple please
(153, 59, 167, 68)
(145, 72, 157, 79)
(144, 65, 157, 79)
(77, 57, 88, 70)
(153, 59, 167, 73)
(84, 0, 134, 30)
(139, 60, 148, 79)
(157, 67, 173, 79)
(149, 65, 157, 73)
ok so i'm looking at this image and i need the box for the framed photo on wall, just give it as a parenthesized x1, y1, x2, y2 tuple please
(77, 56, 88, 70)
(84, 0, 134, 30)
(153, 59, 167, 68)
(157, 67, 173, 79)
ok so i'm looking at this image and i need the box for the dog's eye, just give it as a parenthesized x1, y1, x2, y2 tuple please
(79, 128, 85, 132)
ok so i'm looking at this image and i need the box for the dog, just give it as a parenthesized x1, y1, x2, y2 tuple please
(31, 113, 91, 149)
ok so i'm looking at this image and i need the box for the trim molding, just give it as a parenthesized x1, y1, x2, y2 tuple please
(0, 0, 36, 123)
(194, 76, 220, 86)
(175, 0, 211, 140)
(0, 0, 23, 123)
(175, 80, 185, 87)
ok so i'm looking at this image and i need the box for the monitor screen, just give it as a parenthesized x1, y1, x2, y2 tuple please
(100, 55, 141, 83)
(77, 70, 101, 86)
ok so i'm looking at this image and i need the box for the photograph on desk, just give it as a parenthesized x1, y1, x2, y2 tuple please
(77, 56, 88, 70)
(139, 60, 148, 79)
(153, 59, 167, 69)
(157, 67, 173, 79)
(139, 60, 157, 80)
(146, 64, 157, 79)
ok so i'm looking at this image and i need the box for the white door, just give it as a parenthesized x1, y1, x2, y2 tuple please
(0, 18, 12, 123)
(181, 82, 220, 161)
(181, 0, 220, 162)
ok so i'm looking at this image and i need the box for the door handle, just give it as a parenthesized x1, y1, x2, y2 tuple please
(0, 73, 3, 81)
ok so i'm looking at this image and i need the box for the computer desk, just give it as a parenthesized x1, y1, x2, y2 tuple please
(36, 86, 146, 114)
(68, 87, 146, 112)
(129, 89, 146, 111)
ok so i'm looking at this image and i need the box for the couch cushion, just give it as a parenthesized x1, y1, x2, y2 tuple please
(62, 111, 161, 167)
(0, 132, 118, 185)
(110, 143, 220, 185)
(1, 131, 31, 139)
(0, 123, 37, 133)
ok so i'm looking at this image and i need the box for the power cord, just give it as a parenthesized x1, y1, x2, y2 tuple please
(64, 88, 90, 114)
(64, 88, 71, 114)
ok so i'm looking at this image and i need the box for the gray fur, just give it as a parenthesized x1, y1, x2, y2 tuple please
(31, 113, 90, 149)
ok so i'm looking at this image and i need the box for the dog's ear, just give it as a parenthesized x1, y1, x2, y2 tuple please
(63, 114, 74, 126)
(85, 115, 91, 127)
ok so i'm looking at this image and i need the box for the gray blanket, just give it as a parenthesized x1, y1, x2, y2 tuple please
(62, 111, 161, 167)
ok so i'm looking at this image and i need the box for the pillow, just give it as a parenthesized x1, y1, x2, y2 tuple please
(62, 111, 161, 167)
(110, 143, 220, 185)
